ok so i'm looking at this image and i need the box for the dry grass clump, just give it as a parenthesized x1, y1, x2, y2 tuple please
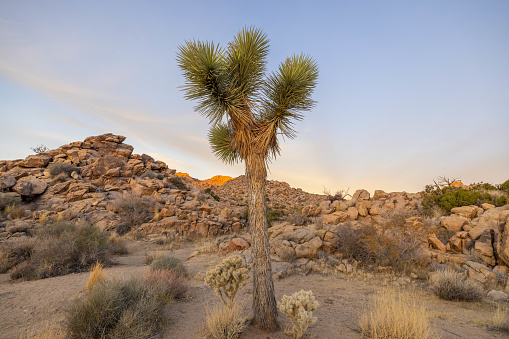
(198, 239, 219, 254)
(359, 289, 434, 339)
(201, 304, 246, 339)
(150, 255, 188, 277)
(108, 233, 129, 255)
(0, 193, 21, 217)
(19, 324, 65, 339)
(430, 269, 484, 301)
(109, 193, 158, 235)
(66, 278, 164, 339)
(484, 303, 509, 333)
(144, 269, 188, 300)
(86, 262, 105, 291)
(5, 204, 26, 219)
(287, 212, 308, 226)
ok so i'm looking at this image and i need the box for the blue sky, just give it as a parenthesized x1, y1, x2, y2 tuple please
(0, 1, 508, 194)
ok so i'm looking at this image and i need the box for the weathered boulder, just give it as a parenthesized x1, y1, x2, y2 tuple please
(451, 205, 478, 219)
(470, 207, 506, 240)
(12, 177, 47, 196)
(323, 211, 349, 224)
(0, 174, 16, 190)
(18, 155, 51, 168)
(295, 236, 322, 258)
(356, 201, 369, 217)
(496, 210, 509, 266)
(441, 215, 468, 232)
(474, 229, 496, 266)
(92, 155, 126, 177)
(373, 190, 388, 200)
(428, 233, 447, 253)
(347, 207, 358, 220)
(352, 189, 370, 202)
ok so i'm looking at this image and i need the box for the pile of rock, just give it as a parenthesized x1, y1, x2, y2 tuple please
(0, 134, 246, 240)
(214, 175, 324, 210)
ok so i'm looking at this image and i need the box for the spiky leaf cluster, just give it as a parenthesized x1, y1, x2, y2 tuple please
(205, 255, 250, 307)
(176, 26, 318, 164)
(279, 289, 319, 339)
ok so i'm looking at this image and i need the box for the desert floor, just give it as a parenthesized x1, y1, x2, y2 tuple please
(1, 240, 509, 339)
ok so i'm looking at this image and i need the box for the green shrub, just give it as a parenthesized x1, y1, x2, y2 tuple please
(150, 255, 188, 277)
(66, 278, 164, 339)
(430, 269, 484, 301)
(48, 162, 79, 177)
(140, 171, 164, 180)
(422, 180, 509, 215)
(169, 176, 188, 190)
(204, 187, 220, 201)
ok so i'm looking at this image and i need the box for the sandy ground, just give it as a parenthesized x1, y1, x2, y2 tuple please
(1, 240, 509, 339)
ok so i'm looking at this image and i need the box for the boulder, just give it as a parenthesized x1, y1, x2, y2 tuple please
(92, 155, 125, 177)
(428, 233, 446, 253)
(347, 207, 358, 220)
(0, 174, 16, 189)
(352, 189, 370, 202)
(451, 205, 478, 219)
(323, 211, 349, 224)
(356, 201, 369, 217)
(12, 177, 47, 196)
(487, 290, 508, 301)
(441, 215, 468, 232)
(295, 236, 322, 258)
(18, 155, 51, 168)
(474, 229, 496, 266)
(373, 190, 388, 200)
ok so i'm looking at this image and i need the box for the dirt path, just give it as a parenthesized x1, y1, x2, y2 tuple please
(1, 240, 509, 339)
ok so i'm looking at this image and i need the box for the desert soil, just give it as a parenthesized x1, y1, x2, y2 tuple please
(1, 240, 508, 339)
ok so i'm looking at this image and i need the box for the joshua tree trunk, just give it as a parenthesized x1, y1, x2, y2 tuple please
(246, 154, 279, 330)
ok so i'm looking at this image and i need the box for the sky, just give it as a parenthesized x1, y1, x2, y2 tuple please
(0, 1, 508, 194)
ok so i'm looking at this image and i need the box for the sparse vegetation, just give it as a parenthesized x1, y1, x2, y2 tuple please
(205, 187, 221, 201)
(144, 269, 188, 300)
(279, 289, 318, 339)
(140, 170, 164, 180)
(205, 256, 250, 307)
(86, 262, 105, 291)
(150, 255, 188, 277)
(109, 193, 158, 235)
(359, 289, 434, 339)
(422, 178, 509, 215)
(430, 268, 484, 301)
(0, 193, 21, 217)
(335, 214, 429, 273)
(202, 304, 246, 339)
(0, 221, 125, 280)
(31, 144, 50, 154)
(169, 176, 188, 190)
(484, 303, 509, 333)
(287, 212, 307, 226)
(47, 162, 79, 178)
(66, 278, 165, 339)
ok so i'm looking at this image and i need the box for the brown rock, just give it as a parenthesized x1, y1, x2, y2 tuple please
(18, 155, 51, 168)
(347, 207, 358, 220)
(428, 233, 446, 253)
(323, 212, 349, 224)
(482, 203, 495, 210)
(12, 177, 47, 196)
(356, 201, 369, 217)
(352, 189, 370, 202)
(0, 174, 16, 189)
(441, 215, 468, 232)
(231, 237, 250, 249)
(451, 205, 478, 219)
(373, 190, 388, 200)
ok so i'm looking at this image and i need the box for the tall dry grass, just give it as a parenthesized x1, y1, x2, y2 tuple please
(359, 288, 435, 339)
(86, 262, 105, 291)
(202, 304, 246, 339)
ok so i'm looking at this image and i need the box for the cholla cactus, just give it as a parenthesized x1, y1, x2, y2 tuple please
(205, 255, 250, 307)
(279, 290, 319, 339)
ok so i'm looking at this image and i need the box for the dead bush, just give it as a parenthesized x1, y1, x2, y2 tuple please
(9, 261, 36, 280)
(169, 176, 188, 190)
(484, 303, 509, 333)
(0, 238, 35, 273)
(109, 193, 158, 235)
(5, 204, 26, 219)
(335, 220, 429, 273)
(430, 268, 484, 301)
(47, 162, 78, 177)
(360, 289, 434, 339)
(202, 304, 246, 339)
(66, 278, 164, 339)
(287, 212, 308, 226)
(144, 269, 188, 300)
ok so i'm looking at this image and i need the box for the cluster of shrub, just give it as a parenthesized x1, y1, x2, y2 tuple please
(67, 255, 188, 338)
(422, 179, 509, 215)
(0, 221, 127, 280)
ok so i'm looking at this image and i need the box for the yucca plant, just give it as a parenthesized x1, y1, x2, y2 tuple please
(177, 26, 318, 330)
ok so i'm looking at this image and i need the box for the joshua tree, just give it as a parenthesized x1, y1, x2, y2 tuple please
(176, 27, 318, 330)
